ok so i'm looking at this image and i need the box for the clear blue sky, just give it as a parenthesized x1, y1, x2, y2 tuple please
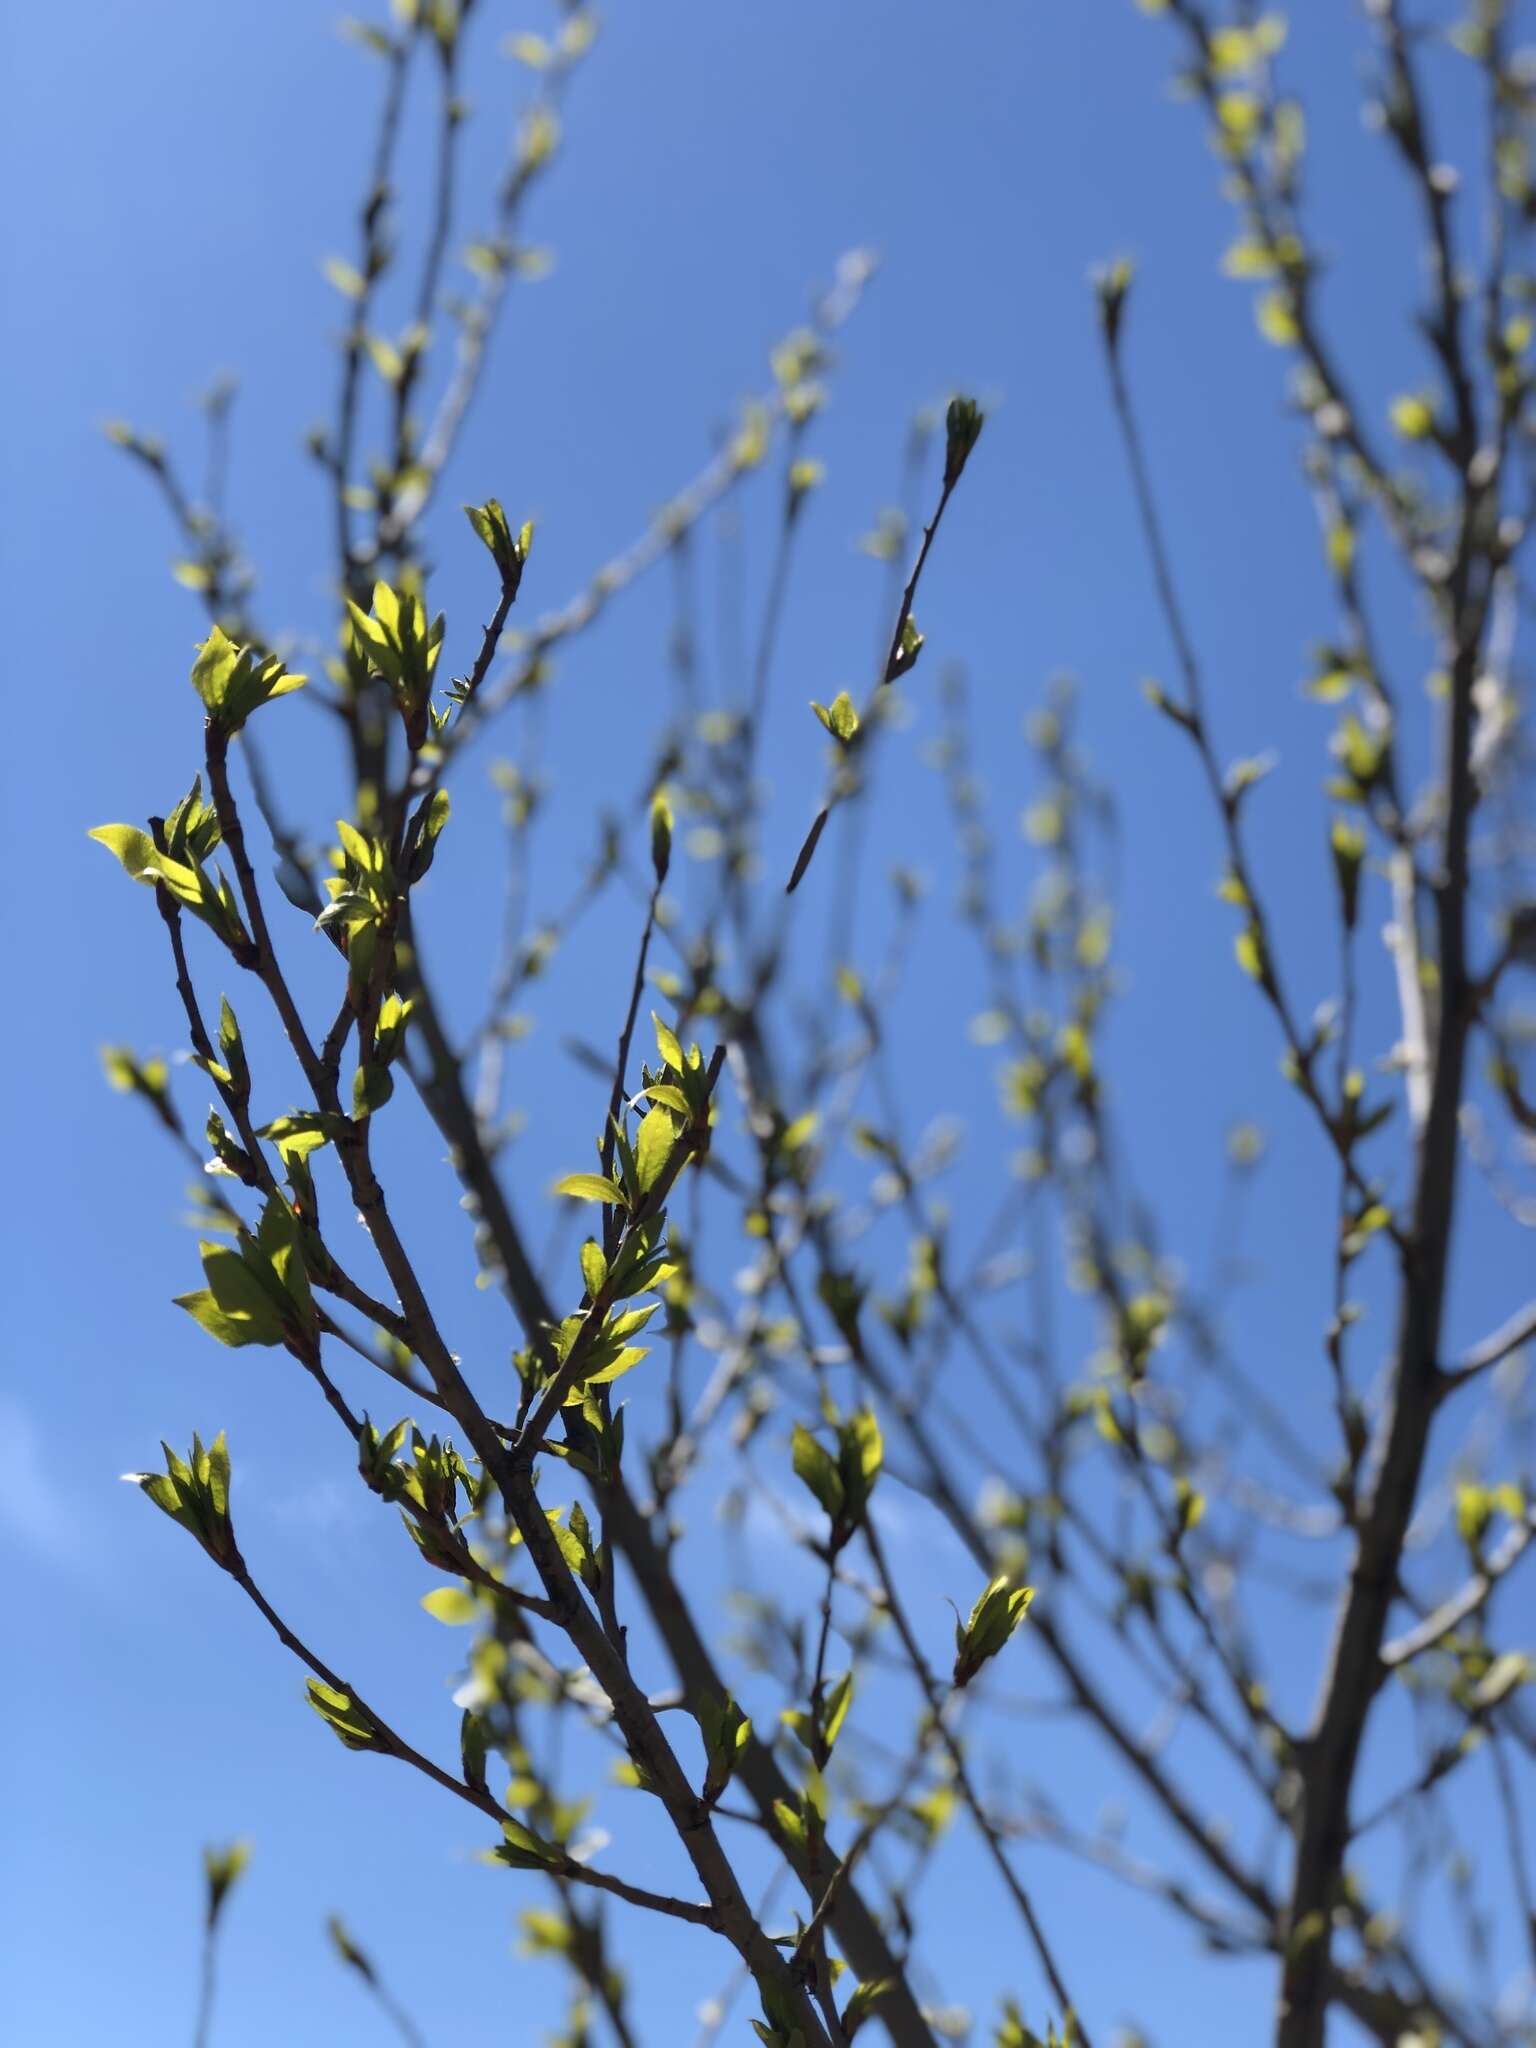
(3, 3, 1530, 2044)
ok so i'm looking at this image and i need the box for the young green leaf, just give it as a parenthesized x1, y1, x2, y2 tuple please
(810, 691, 860, 743)
(123, 1432, 242, 1571)
(202, 1840, 251, 1929)
(943, 394, 985, 485)
(633, 1103, 679, 1196)
(953, 1576, 1035, 1688)
(579, 1238, 608, 1297)
(650, 789, 673, 883)
(843, 1979, 894, 2039)
(191, 625, 307, 734)
(696, 1691, 753, 1804)
(553, 1172, 628, 1206)
(420, 1587, 479, 1625)
(885, 615, 925, 683)
(792, 1424, 846, 1524)
(652, 1012, 685, 1074)
(495, 1818, 561, 1870)
(463, 497, 533, 590)
(305, 1680, 385, 1753)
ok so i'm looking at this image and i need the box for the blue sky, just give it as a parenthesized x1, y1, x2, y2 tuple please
(3, 3, 1532, 2044)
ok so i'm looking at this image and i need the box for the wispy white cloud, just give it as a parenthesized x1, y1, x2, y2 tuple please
(0, 1394, 97, 1572)
(261, 1472, 372, 1540)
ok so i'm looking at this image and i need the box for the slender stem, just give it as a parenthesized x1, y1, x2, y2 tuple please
(518, 1043, 727, 1455)
(1380, 1506, 1536, 1671)
(232, 1564, 714, 1926)
(193, 1921, 217, 2048)
(863, 1517, 1091, 2044)
(1440, 1300, 1536, 1394)
(1100, 330, 1389, 1224)
(392, 960, 937, 2044)
(879, 478, 954, 690)
(784, 463, 964, 897)
(598, 886, 661, 1215)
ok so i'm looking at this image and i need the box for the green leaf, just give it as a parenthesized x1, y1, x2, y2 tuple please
(505, 29, 552, 65)
(1095, 257, 1135, 350)
(203, 1840, 251, 1928)
(124, 1431, 240, 1569)
(1224, 754, 1273, 805)
(174, 1287, 283, 1350)
(650, 790, 672, 883)
(102, 1046, 173, 1110)
(201, 1431, 232, 1520)
(91, 824, 245, 948)
(463, 498, 532, 588)
(652, 1012, 685, 1074)
(496, 1818, 560, 1870)
(255, 1192, 316, 1331)
(579, 1345, 650, 1390)
(1234, 925, 1266, 981)
(1142, 679, 1197, 731)
(323, 256, 367, 300)
(943, 394, 985, 484)
(633, 1104, 679, 1196)
(336, 818, 381, 872)
(353, 1063, 395, 1119)
(461, 1710, 489, 1794)
(1330, 817, 1366, 930)
(643, 1083, 691, 1117)
(843, 1979, 894, 2039)
(546, 1508, 590, 1578)
(772, 1798, 809, 1858)
(554, 1173, 628, 1205)
(1472, 1652, 1532, 1711)
(88, 823, 161, 880)
(420, 1587, 479, 1625)
(953, 1576, 1034, 1687)
(1174, 1478, 1206, 1537)
(200, 1241, 283, 1326)
(345, 582, 444, 739)
(792, 1424, 845, 1523)
(305, 1679, 384, 1752)
(214, 996, 249, 1095)
(408, 788, 452, 881)
(579, 1239, 608, 1298)
(837, 1408, 882, 1523)
(811, 691, 860, 743)
(885, 615, 925, 683)
(192, 625, 306, 734)
(1390, 392, 1435, 440)
(365, 333, 403, 384)
(822, 1670, 854, 1752)
(605, 1214, 671, 1301)
(605, 1303, 659, 1343)
(257, 1111, 343, 1155)
(698, 1692, 752, 1801)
